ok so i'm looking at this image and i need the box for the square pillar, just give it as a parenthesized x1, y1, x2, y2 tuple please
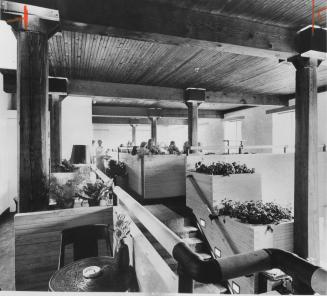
(16, 17, 52, 212)
(184, 88, 205, 153)
(150, 117, 158, 145)
(291, 56, 320, 265)
(131, 124, 137, 145)
(50, 94, 63, 170)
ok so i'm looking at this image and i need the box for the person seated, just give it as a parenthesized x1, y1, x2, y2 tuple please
(131, 146, 138, 156)
(183, 141, 191, 155)
(146, 139, 160, 154)
(168, 141, 180, 155)
(138, 141, 149, 157)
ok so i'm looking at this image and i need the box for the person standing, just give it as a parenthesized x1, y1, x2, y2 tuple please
(96, 140, 105, 172)
(90, 140, 96, 164)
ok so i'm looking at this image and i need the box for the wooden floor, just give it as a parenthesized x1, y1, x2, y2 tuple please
(0, 212, 15, 290)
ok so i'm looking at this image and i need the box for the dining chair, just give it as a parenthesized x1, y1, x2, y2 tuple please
(58, 224, 113, 269)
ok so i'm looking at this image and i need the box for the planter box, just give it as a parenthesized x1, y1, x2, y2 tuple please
(186, 171, 262, 208)
(124, 154, 186, 200)
(186, 173, 293, 294)
(214, 217, 293, 294)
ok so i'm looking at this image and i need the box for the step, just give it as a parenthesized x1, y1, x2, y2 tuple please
(183, 237, 205, 252)
(145, 204, 185, 232)
(177, 226, 198, 238)
(194, 282, 228, 294)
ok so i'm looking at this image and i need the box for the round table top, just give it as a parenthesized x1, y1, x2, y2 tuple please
(49, 256, 134, 292)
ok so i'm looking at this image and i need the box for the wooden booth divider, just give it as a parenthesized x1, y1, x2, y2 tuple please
(120, 153, 186, 200)
(14, 206, 113, 291)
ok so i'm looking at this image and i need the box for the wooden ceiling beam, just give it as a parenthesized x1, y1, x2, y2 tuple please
(69, 79, 289, 106)
(92, 106, 223, 119)
(0, 69, 67, 94)
(92, 116, 188, 125)
(57, 0, 297, 60)
(5, 0, 297, 59)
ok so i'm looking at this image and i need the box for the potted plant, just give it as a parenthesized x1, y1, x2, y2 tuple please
(49, 177, 75, 209)
(211, 199, 293, 294)
(186, 161, 262, 208)
(79, 178, 116, 207)
(106, 160, 127, 189)
(114, 214, 131, 271)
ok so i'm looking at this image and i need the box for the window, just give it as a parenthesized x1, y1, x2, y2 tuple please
(272, 111, 295, 153)
(224, 120, 242, 153)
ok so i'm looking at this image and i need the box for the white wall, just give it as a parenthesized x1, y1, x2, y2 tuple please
(199, 118, 224, 149)
(0, 74, 13, 213)
(93, 118, 224, 151)
(0, 21, 16, 70)
(93, 124, 133, 149)
(318, 92, 327, 147)
(224, 106, 273, 153)
(61, 96, 93, 160)
(6, 111, 17, 212)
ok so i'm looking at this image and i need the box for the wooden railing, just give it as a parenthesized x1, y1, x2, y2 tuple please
(94, 168, 327, 294)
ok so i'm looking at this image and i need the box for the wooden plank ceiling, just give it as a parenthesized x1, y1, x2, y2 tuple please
(48, 33, 327, 95)
(45, 0, 327, 110)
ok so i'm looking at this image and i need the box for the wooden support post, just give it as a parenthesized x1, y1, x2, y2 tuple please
(291, 56, 320, 271)
(184, 88, 205, 153)
(16, 18, 51, 212)
(50, 94, 62, 170)
(187, 101, 199, 152)
(150, 117, 158, 145)
(131, 124, 137, 145)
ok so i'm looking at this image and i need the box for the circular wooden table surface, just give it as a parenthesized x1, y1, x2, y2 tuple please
(49, 256, 135, 292)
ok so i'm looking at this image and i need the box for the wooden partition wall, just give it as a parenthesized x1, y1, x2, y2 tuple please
(186, 153, 327, 211)
(14, 207, 113, 291)
(121, 153, 186, 200)
(114, 206, 178, 292)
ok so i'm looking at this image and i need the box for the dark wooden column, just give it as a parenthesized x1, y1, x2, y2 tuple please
(131, 124, 137, 145)
(150, 117, 158, 145)
(184, 88, 205, 153)
(187, 101, 199, 151)
(50, 94, 62, 170)
(16, 19, 50, 212)
(291, 56, 320, 264)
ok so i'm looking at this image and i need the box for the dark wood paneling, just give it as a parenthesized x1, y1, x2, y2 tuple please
(92, 116, 188, 125)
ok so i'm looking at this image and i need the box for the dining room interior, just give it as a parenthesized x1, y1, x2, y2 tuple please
(0, 0, 327, 294)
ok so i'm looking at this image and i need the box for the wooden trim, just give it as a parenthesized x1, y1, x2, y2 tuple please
(223, 116, 245, 121)
(69, 79, 289, 106)
(266, 105, 295, 114)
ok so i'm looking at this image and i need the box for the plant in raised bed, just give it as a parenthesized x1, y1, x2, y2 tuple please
(215, 199, 293, 225)
(195, 161, 255, 176)
(79, 178, 116, 207)
(49, 177, 75, 209)
(106, 160, 127, 178)
(54, 159, 77, 172)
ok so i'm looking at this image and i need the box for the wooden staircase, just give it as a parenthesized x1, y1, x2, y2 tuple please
(139, 204, 228, 294)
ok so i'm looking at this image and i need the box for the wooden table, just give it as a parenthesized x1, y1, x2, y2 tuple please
(49, 256, 135, 292)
